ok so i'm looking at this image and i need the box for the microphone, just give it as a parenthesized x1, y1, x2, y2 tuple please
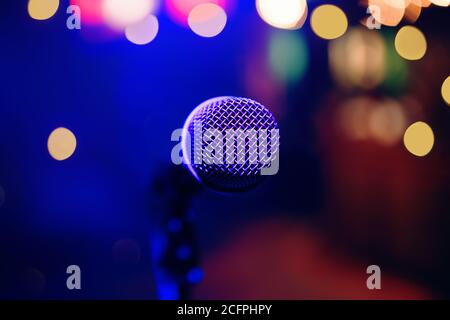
(181, 97, 280, 192)
(153, 97, 279, 299)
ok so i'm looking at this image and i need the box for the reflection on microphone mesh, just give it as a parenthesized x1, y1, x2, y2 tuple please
(183, 97, 279, 192)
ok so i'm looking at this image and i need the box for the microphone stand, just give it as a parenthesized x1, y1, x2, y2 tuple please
(151, 165, 202, 300)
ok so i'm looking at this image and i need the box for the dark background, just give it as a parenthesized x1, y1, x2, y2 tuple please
(0, 0, 449, 299)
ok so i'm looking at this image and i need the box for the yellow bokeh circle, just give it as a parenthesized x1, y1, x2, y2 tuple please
(441, 76, 450, 106)
(48, 127, 77, 161)
(28, 0, 59, 20)
(394, 25, 427, 60)
(310, 5, 348, 40)
(403, 121, 434, 157)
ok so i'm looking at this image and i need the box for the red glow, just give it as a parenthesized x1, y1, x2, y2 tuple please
(70, 0, 105, 26)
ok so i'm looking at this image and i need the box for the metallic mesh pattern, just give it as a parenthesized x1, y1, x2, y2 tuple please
(185, 97, 279, 192)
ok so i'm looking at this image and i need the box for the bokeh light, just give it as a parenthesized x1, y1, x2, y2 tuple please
(188, 3, 227, 38)
(368, 99, 407, 146)
(403, 121, 434, 157)
(269, 31, 309, 85)
(166, 0, 229, 26)
(367, 0, 406, 27)
(310, 4, 348, 40)
(70, 0, 104, 26)
(382, 32, 409, 94)
(28, 0, 59, 20)
(47, 127, 77, 161)
(339, 96, 373, 141)
(329, 27, 386, 90)
(339, 96, 408, 145)
(243, 28, 287, 121)
(395, 25, 427, 60)
(69, 0, 124, 42)
(404, 0, 422, 23)
(125, 14, 159, 45)
(429, 0, 450, 6)
(256, 0, 308, 30)
(102, 0, 156, 29)
(441, 76, 450, 105)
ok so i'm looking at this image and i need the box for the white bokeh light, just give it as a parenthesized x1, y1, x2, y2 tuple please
(256, 0, 308, 30)
(125, 15, 159, 45)
(188, 3, 227, 38)
(102, 0, 156, 29)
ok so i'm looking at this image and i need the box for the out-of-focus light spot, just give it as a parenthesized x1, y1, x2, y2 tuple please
(368, 99, 407, 146)
(176, 245, 193, 261)
(404, 0, 422, 23)
(340, 96, 409, 145)
(310, 4, 348, 40)
(441, 76, 450, 105)
(382, 32, 409, 94)
(329, 27, 386, 90)
(168, 218, 183, 233)
(47, 127, 77, 161)
(269, 31, 309, 84)
(339, 96, 373, 141)
(70, 0, 104, 26)
(188, 3, 227, 38)
(244, 35, 287, 121)
(368, 0, 406, 27)
(125, 14, 159, 45)
(256, 0, 308, 30)
(186, 267, 204, 284)
(166, 0, 229, 26)
(158, 283, 180, 300)
(403, 121, 434, 157)
(0, 185, 5, 208)
(395, 25, 427, 60)
(429, 0, 450, 6)
(102, 0, 156, 29)
(28, 0, 59, 20)
(70, 0, 124, 42)
(112, 239, 142, 265)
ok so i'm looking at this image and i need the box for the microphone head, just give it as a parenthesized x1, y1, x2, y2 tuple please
(181, 97, 279, 192)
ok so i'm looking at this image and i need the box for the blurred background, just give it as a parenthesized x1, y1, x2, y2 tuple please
(0, 0, 449, 299)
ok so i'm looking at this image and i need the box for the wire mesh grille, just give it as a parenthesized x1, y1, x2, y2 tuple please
(185, 97, 279, 192)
